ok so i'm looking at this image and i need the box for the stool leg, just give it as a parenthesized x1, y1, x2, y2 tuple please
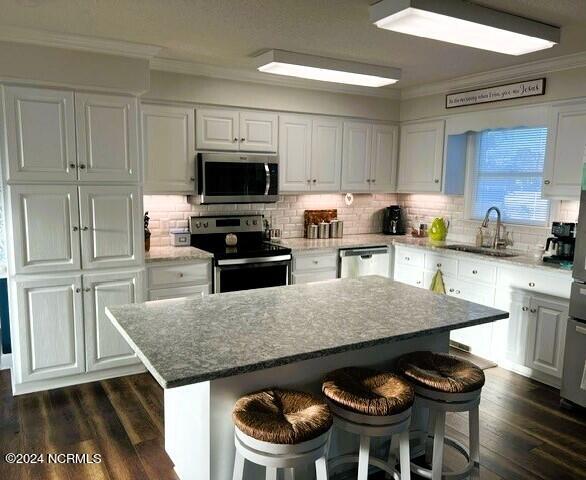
(357, 435, 371, 480)
(425, 409, 436, 465)
(232, 451, 245, 480)
(386, 433, 399, 475)
(469, 405, 481, 478)
(431, 410, 446, 480)
(399, 429, 411, 480)
(315, 456, 328, 480)
(265, 467, 277, 480)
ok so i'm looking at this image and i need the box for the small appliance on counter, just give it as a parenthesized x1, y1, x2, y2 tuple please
(543, 222, 576, 265)
(383, 205, 405, 235)
(170, 228, 191, 247)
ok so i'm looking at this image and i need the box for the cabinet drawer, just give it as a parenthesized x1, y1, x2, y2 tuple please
(497, 267, 572, 298)
(395, 265, 424, 288)
(424, 253, 458, 277)
(148, 262, 210, 288)
(149, 284, 209, 300)
(292, 270, 337, 285)
(395, 248, 425, 268)
(458, 259, 496, 284)
(293, 253, 337, 272)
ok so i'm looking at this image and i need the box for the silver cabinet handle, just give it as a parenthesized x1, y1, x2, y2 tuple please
(72, 226, 79, 232)
(530, 308, 537, 313)
(528, 282, 535, 287)
(544, 180, 551, 185)
(472, 270, 478, 275)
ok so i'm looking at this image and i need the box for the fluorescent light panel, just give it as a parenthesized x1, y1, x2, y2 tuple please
(255, 50, 401, 87)
(370, 0, 560, 55)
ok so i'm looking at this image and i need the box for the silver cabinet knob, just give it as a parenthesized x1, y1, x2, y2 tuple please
(178, 273, 184, 278)
(84, 287, 91, 293)
(434, 179, 440, 183)
(69, 163, 77, 169)
(312, 179, 317, 183)
(233, 138, 238, 142)
(372, 179, 376, 183)
(307, 179, 311, 183)
(72, 226, 79, 232)
(313, 260, 319, 264)
(75, 288, 81, 293)
(528, 282, 535, 287)
(449, 288, 455, 293)
(472, 270, 478, 275)
(79, 164, 86, 169)
(416, 281, 422, 285)
(455, 290, 461, 294)
(190, 177, 195, 182)
(522, 306, 528, 311)
(436, 263, 442, 268)
(530, 308, 537, 313)
(366, 179, 371, 183)
(405, 256, 410, 261)
(82, 226, 89, 231)
(544, 180, 551, 185)
(240, 138, 245, 142)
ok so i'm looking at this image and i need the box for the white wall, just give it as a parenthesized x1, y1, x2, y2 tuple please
(0, 41, 150, 94)
(145, 70, 400, 121)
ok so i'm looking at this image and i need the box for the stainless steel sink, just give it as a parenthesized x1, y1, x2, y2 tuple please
(442, 244, 519, 258)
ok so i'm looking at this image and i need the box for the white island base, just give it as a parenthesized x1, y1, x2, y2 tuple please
(165, 332, 450, 480)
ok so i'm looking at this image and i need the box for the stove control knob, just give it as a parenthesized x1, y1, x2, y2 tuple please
(195, 221, 201, 229)
(252, 219, 258, 226)
(203, 222, 209, 228)
(245, 220, 250, 226)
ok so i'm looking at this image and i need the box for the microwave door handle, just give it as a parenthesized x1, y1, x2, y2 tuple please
(264, 163, 270, 195)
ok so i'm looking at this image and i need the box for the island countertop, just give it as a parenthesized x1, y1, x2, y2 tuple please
(106, 276, 508, 389)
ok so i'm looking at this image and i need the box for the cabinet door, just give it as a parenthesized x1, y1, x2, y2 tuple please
(494, 288, 531, 365)
(370, 124, 398, 193)
(79, 186, 142, 270)
(544, 103, 586, 198)
(76, 93, 139, 183)
(239, 111, 278, 152)
(10, 185, 81, 274)
(142, 104, 196, 193)
(526, 295, 569, 378)
(196, 108, 239, 151)
(149, 284, 209, 300)
(141, 105, 196, 194)
(397, 120, 445, 193)
(3, 86, 77, 182)
(15, 275, 85, 382)
(279, 115, 312, 192)
(394, 265, 424, 288)
(341, 122, 371, 192)
(84, 270, 144, 372)
(311, 117, 342, 192)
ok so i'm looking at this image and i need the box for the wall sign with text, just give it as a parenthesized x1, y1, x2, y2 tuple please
(446, 78, 546, 109)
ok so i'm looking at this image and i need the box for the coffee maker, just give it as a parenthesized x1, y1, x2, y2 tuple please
(543, 222, 576, 264)
(383, 205, 406, 235)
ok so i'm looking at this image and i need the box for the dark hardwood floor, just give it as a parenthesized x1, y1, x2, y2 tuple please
(1, 367, 585, 480)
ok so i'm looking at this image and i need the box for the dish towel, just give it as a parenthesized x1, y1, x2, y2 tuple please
(429, 269, 446, 294)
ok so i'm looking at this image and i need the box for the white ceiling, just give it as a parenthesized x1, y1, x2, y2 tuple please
(1, 0, 586, 92)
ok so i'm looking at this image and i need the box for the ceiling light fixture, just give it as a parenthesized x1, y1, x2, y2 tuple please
(369, 0, 560, 56)
(255, 50, 401, 87)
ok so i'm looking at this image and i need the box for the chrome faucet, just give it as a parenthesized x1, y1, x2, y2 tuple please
(481, 206, 512, 249)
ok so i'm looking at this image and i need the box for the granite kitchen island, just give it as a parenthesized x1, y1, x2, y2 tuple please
(106, 276, 508, 480)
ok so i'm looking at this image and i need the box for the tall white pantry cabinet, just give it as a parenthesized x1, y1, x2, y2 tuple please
(1, 85, 145, 395)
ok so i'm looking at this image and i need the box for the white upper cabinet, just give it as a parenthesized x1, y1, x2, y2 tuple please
(279, 115, 312, 192)
(83, 270, 144, 372)
(311, 117, 343, 192)
(341, 122, 372, 192)
(142, 104, 196, 194)
(14, 275, 85, 382)
(196, 108, 277, 152)
(397, 120, 445, 193)
(370, 124, 398, 193)
(79, 186, 142, 270)
(196, 108, 239, 151)
(239, 111, 278, 152)
(3, 86, 77, 182)
(10, 184, 81, 274)
(544, 102, 586, 198)
(75, 93, 139, 183)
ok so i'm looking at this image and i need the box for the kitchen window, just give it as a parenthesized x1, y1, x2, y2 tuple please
(467, 127, 551, 226)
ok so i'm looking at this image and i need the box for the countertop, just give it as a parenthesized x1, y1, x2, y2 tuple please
(106, 276, 508, 389)
(145, 246, 213, 263)
(280, 234, 572, 275)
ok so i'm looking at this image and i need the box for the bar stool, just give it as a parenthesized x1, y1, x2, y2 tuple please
(231, 388, 332, 480)
(322, 366, 414, 480)
(396, 351, 485, 480)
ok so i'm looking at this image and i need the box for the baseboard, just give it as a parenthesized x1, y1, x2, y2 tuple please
(11, 363, 146, 395)
(0, 353, 12, 370)
(498, 359, 560, 389)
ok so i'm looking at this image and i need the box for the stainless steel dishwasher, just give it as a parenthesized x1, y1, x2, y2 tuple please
(339, 246, 390, 278)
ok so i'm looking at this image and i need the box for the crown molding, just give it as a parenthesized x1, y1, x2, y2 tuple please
(401, 50, 586, 100)
(0, 25, 162, 59)
(150, 57, 402, 100)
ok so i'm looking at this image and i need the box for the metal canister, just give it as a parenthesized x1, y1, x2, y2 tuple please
(307, 224, 318, 239)
(330, 219, 344, 238)
(318, 222, 330, 239)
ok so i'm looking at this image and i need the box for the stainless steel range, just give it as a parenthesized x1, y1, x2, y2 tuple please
(189, 214, 291, 294)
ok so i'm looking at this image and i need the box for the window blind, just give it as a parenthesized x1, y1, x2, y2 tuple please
(471, 127, 550, 226)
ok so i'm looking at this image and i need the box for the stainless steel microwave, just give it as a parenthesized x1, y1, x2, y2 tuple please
(196, 152, 279, 204)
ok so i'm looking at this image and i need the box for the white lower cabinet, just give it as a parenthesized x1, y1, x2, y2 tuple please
(147, 260, 212, 300)
(83, 270, 144, 372)
(291, 251, 338, 284)
(14, 275, 85, 383)
(394, 265, 424, 288)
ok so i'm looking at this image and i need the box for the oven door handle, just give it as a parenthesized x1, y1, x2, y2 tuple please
(264, 163, 270, 196)
(216, 254, 291, 266)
